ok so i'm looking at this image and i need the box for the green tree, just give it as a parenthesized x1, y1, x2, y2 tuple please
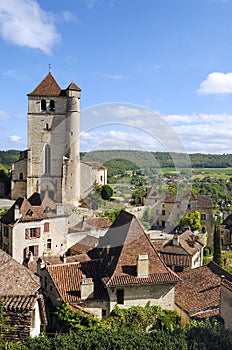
(101, 185, 113, 201)
(213, 217, 222, 266)
(178, 211, 201, 232)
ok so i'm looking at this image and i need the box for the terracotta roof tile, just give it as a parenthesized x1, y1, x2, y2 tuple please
(68, 235, 98, 255)
(161, 253, 191, 267)
(28, 73, 61, 97)
(66, 82, 81, 91)
(92, 210, 181, 287)
(162, 230, 203, 257)
(0, 249, 40, 296)
(1, 295, 37, 312)
(175, 261, 232, 317)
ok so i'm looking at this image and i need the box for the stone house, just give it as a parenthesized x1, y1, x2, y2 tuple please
(160, 230, 204, 272)
(220, 213, 232, 247)
(80, 161, 107, 198)
(220, 277, 232, 329)
(0, 192, 68, 264)
(174, 261, 232, 327)
(0, 249, 46, 340)
(37, 210, 180, 324)
(146, 191, 214, 244)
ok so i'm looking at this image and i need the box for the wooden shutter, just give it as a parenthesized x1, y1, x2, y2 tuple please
(25, 228, 30, 239)
(34, 245, 39, 256)
(44, 222, 50, 232)
(24, 247, 29, 258)
(36, 227, 41, 238)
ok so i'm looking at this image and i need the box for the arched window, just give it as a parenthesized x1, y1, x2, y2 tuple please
(49, 99, 55, 111)
(45, 144, 51, 174)
(41, 99, 46, 111)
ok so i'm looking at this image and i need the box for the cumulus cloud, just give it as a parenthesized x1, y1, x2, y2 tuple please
(8, 135, 23, 142)
(197, 72, 232, 94)
(0, 0, 60, 55)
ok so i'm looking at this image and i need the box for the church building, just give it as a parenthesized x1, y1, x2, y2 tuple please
(11, 73, 107, 206)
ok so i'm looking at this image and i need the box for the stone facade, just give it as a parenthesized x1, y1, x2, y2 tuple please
(220, 281, 232, 329)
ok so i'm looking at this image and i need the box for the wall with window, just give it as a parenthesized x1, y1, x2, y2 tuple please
(108, 283, 175, 313)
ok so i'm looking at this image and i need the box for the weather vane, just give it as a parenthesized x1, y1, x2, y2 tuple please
(48, 64, 51, 72)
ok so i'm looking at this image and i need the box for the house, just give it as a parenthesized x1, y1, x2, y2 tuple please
(160, 230, 204, 272)
(146, 191, 214, 244)
(80, 161, 107, 198)
(0, 192, 68, 263)
(220, 213, 232, 247)
(37, 210, 181, 325)
(174, 261, 232, 327)
(220, 277, 232, 329)
(0, 249, 46, 340)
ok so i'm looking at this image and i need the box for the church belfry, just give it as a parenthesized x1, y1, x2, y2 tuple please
(26, 72, 81, 205)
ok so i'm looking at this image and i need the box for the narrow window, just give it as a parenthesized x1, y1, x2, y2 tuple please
(47, 238, 52, 250)
(116, 289, 124, 305)
(41, 99, 46, 111)
(49, 99, 55, 111)
(19, 172, 23, 180)
(45, 144, 51, 174)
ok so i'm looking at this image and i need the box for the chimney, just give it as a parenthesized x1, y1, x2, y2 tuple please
(137, 254, 149, 277)
(173, 234, 180, 246)
(36, 258, 46, 275)
(14, 205, 21, 220)
(80, 276, 94, 300)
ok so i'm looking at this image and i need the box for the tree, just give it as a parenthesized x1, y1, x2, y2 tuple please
(213, 217, 222, 266)
(178, 211, 201, 232)
(101, 185, 113, 201)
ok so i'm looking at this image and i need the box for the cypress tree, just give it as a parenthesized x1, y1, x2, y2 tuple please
(213, 218, 222, 266)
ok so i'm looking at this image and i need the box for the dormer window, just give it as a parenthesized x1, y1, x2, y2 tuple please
(49, 99, 55, 111)
(41, 99, 46, 111)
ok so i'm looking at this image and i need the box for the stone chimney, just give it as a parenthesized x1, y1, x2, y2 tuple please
(14, 205, 21, 220)
(173, 234, 180, 246)
(137, 254, 149, 277)
(80, 276, 94, 300)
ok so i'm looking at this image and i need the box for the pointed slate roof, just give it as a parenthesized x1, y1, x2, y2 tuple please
(66, 82, 81, 91)
(28, 72, 61, 97)
(95, 210, 180, 287)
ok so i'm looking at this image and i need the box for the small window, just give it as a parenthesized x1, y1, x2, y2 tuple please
(116, 289, 124, 305)
(102, 309, 107, 318)
(162, 220, 165, 228)
(49, 99, 55, 111)
(41, 99, 46, 111)
(100, 176, 103, 182)
(162, 210, 165, 215)
(4, 226, 9, 238)
(19, 172, 23, 180)
(47, 238, 52, 250)
(30, 228, 37, 238)
(201, 213, 207, 221)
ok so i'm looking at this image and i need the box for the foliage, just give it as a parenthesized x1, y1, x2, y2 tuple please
(0, 210, 8, 219)
(101, 208, 123, 222)
(213, 217, 222, 266)
(102, 304, 180, 333)
(0, 150, 20, 170)
(178, 211, 202, 232)
(101, 185, 113, 201)
(55, 302, 99, 332)
(142, 207, 154, 229)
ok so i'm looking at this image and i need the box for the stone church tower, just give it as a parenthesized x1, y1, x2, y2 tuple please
(12, 72, 81, 206)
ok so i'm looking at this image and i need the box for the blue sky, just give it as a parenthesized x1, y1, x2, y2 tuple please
(1, 0, 232, 154)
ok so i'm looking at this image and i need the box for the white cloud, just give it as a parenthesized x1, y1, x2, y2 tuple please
(62, 11, 76, 22)
(8, 135, 23, 142)
(197, 72, 232, 94)
(0, 0, 60, 55)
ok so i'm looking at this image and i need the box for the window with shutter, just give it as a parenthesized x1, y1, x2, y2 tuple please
(34, 245, 39, 256)
(44, 222, 50, 232)
(24, 247, 29, 258)
(25, 228, 30, 239)
(36, 227, 41, 238)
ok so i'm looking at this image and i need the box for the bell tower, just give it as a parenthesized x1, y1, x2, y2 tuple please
(27, 73, 81, 205)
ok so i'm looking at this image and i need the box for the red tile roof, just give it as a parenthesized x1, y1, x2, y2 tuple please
(161, 253, 191, 267)
(47, 260, 108, 303)
(94, 210, 181, 287)
(0, 249, 40, 296)
(66, 82, 81, 91)
(1, 295, 37, 312)
(162, 230, 203, 257)
(28, 73, 61, 97)
(175, 261, 232, 318)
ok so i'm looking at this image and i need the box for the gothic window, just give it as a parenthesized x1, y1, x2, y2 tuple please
(41, 99, 46, 111)
(45, 144, 51, 174)
(49, 99, 55, 111)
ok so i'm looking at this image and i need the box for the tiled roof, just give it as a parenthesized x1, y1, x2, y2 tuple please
(175, 261, 232, 317)
(28, 73, 62, 97)
(66, 82, 81, 91)
(85, 217, 112, 228)
(68, 235, 98, 255)
(47, 260, 108, 303)
(161, 253, 191, 267)
(162, 230, 203, 257)
(93, 210, 180, 287)
(81, 161, 107, 170)
(222, 213, 232, 230)
(1, 193, 62, 224)
(196, 195, 213, 209)
(0, 249, 40, 296)
(1, 295, 37, 312)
